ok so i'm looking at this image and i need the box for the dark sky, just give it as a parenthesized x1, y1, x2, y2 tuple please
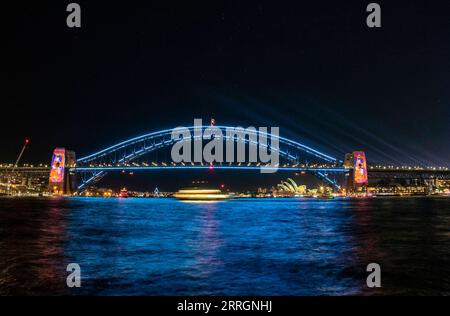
(4, 0, 450, 167)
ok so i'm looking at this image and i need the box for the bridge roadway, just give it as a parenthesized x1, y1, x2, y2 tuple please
(367, 167, 450, 179)
(0, 166, 50, 175)
(72, 165, 348, 173)
(1, 165, 449, 182)
(2, 165, 449, 174)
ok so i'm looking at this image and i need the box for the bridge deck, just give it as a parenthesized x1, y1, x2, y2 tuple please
(72, 166, 349, 172)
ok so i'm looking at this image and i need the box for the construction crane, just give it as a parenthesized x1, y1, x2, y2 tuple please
(7, 139, 30, 194)
(12, 138, 30, 173)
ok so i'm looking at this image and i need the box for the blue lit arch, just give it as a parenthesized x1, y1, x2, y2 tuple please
(74, 125, 344, 190)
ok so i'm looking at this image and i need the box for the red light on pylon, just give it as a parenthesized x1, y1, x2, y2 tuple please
(25, 139, 29, 144)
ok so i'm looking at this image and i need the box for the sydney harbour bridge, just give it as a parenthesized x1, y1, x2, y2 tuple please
(2, 123, 449, 195)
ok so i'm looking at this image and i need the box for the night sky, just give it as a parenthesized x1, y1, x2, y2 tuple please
(5, 1, 450, 168)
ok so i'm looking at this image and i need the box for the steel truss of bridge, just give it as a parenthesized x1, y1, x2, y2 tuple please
(3, 124, 449, 192)
(73, 125, 347, 190)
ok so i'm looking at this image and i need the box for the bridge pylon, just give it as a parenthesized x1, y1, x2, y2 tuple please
(344, 151, 368, 194)
(48, 148, 77, 195)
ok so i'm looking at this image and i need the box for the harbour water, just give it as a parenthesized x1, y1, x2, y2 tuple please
(0, 197, 449, 295)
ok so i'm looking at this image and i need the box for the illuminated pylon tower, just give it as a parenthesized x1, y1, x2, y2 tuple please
(48, 148, 77, 195)
(344, 151, 368, 194)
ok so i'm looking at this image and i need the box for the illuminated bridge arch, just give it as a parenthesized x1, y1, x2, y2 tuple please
(74, 125, 345, 190)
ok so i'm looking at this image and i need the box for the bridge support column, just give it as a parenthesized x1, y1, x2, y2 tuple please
(48, 148, 77, 195)
(344, 151, 369, 195)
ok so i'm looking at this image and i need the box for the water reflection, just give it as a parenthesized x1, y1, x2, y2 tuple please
(0, 197, 449, 295)
(0, 198, 69, 295)
(190, 202, 224, 279)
